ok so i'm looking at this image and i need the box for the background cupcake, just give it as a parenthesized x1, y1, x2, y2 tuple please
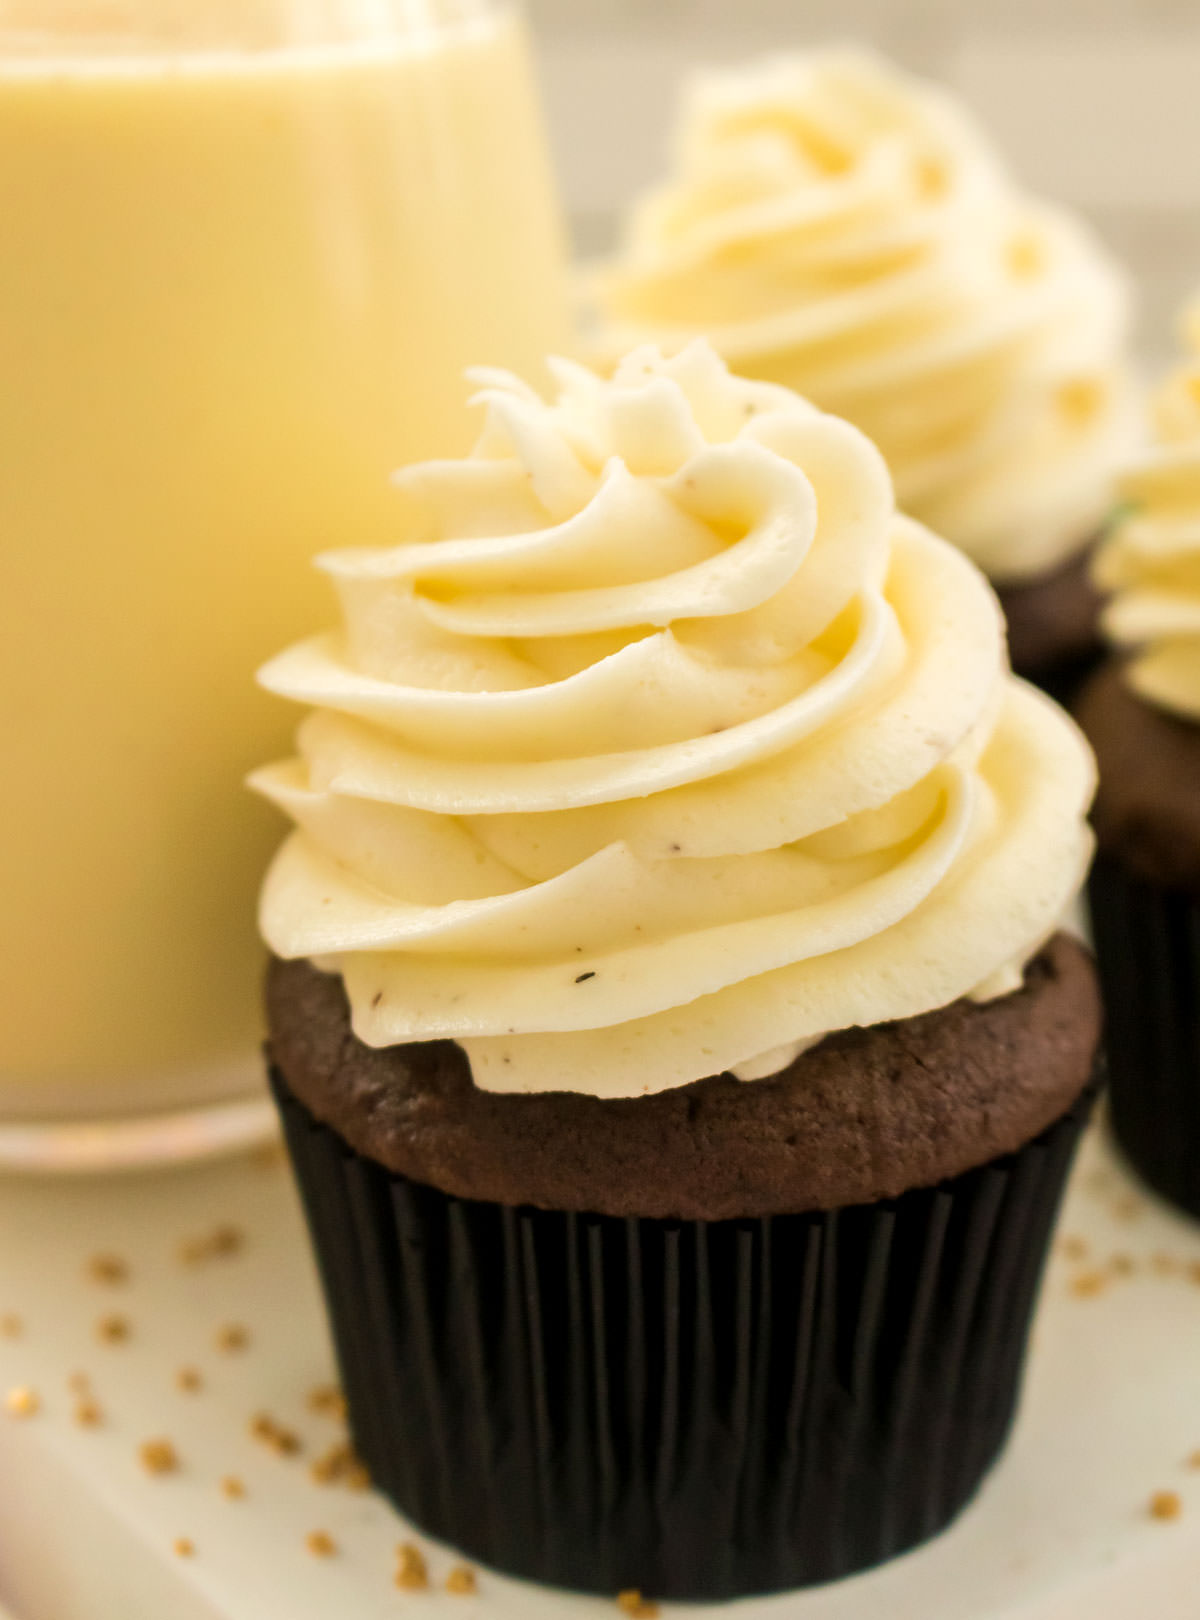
(1077, 293, 1200, 1217)
(254, 343, 1101, 1599)
(588, 49, 1138, 698)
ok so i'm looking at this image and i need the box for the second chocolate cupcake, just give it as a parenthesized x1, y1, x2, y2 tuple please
(1077, 293, 1200, 1218)
(253, 342, 1101, 1600)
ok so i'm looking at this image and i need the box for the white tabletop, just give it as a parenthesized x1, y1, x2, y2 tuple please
(0, 1116, 1199, 1619)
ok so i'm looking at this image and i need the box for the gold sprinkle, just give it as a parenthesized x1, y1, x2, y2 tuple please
(395, 1543, 428, 1590)
(1152, 1252, 1181, 1277)
(215, 1323, 249, 1354)
(0, 1313, 23, 1339)
(249, 1412, 302, 1456)
(1113, 1194, 1143, 1222)
(6, 1386, 39, 1418)
(1056, 377, 1105, 424)
(173, 1538, 195, 1558)
(220, 1475, 246, 1500)
(97, 1314, 131, 1344)
(176, 1367, 203, 1394)
(1059, 1236, 1088, 1262)
(1150, 1490, 1183, 1521)
(139, 1438, 180, 1476)
(1109, 1253, 1136, 1277)
(345, 1460, 370, 1491)
(1070, 1271, 1108, 1299)
(617, 1592, 660, 1617)
(307, 1384, 346, 1422)
(1187, 1262, 1200, 1286)
(446, 1564, 477, 1596)
(87, 1253, 129, 1286)
(67, 1371, 91, 1394)
(1006, 233, 1045, 278)
(305, 1530, 337, 1558)
(74, 1398, 103, 1428)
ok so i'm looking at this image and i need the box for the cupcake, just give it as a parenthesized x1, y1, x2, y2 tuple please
(1076, 294, 1200, 1217)
(253, 342, 1101, 1599)
(588, 49, 1138, 700)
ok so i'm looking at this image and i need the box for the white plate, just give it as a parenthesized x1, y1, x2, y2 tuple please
(1, 1119, 1199, 1619)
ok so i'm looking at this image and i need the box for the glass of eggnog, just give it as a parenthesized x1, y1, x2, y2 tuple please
(0, 0, 569, 1162)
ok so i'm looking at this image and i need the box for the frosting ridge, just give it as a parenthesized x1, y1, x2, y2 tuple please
(1095, 292, 1200, 721)
(253, 342, 1095, 1097)
(591, 49, 1136, 583)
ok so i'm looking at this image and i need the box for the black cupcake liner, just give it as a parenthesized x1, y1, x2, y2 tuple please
(1089, 853, 1200, 1218)
(272, 1068, 1096, 1602)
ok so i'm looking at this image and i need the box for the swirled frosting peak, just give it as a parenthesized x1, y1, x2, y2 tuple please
(252, 341, 1095, 1098)
(1095, 293, 1200, 721)
(591, 49, 1136, 584)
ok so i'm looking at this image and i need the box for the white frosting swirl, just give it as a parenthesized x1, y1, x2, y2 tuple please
(591, 49, 1136, 584)
(1096, 293, 1200, 721)
(252, 342, 1095, 1098)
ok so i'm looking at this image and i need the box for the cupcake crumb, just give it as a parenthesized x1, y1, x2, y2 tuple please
(215, 1323, 249, 1354)
(1151, 1253, 1180, 1277)
(97, 1314, 131, 1344)
(310, 1439, 364, 1486)
(87, 1253, 129, 1286)
(617, 1592, 659, 1617)
(1112, 1194, 1143, 1222)
(445, 1564, 477, 1595)
(176, 1366, 203, 1394)
(173, 1538, 195, 1559)
(67, 1371, 91, 1394)
(220, 1475, 246, 1500)
(1059, 1235, 1088, 1262)
(180, 1225, 245, 1266)
(249, 1412, 301, 1456)
(1109, 1253, 1136, 1277)
(74, 1398, 103, 1428)
(1069, 1271, 1108, 1299)
(139, 1438, 180, 1476)
(307, 1384, 346, 1421)
(1188, 1263, 1200, 1286)
(6, 1386, 39, 1419)
(395, 1543, 428, 1590)
(1150, 1490, 1182, 1521)
(305, 1530, 337, 1558)
(0, 1313, 22, 1339)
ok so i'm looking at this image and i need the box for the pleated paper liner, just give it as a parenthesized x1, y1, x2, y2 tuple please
(272, 1067, 1097, 1603)
(1090, 853, 1200, 1218)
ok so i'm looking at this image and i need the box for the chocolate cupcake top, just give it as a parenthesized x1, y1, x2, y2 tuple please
(251, 342, 1094, 1099)
(1094, 292, 1200, 723)
(589, 49, 1135, 584)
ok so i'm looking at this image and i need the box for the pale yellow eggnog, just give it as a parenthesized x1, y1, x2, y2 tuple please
(0, 2, 568, 1117)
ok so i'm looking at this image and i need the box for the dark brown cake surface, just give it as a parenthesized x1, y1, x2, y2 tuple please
(996, 542, 1103, 681)
(266, 933, 1101, 1220)
(1074, 657, 1200, 896)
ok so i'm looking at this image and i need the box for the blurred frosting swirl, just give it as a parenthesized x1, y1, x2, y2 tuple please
(252, 342, 1095, 1098)
(1096, 294, 1200, 721)
(591, 49, 1136, 584)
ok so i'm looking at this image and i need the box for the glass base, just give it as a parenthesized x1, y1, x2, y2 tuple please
(0, 1091, 278, 1174)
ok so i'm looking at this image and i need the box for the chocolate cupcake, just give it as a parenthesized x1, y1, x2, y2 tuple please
(253, 343, 1101, 1599)
(587, 50, 1137, 699)
(1076, 294, 1200, 1217)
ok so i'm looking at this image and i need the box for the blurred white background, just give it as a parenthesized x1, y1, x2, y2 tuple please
(528, 0, 1200, 359)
